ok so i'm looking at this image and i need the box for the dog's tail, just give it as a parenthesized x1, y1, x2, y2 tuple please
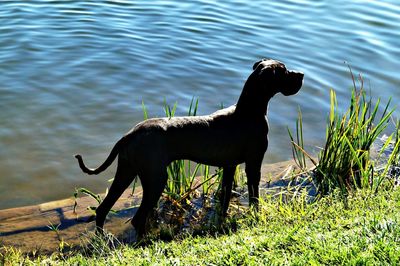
(74, 138, 124, 175)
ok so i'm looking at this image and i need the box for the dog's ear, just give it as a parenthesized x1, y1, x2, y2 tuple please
(252, 58, 268, 70)
(252, 60, 263, 70)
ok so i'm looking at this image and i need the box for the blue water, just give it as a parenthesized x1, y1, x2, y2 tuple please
(1, 0, 399, 209)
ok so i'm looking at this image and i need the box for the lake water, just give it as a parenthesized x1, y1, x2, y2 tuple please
(1, 0, 399, 209)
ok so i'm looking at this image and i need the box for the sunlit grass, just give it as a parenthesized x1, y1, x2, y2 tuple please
(3, 189, 400, 265)
(290, 71, 400, 198)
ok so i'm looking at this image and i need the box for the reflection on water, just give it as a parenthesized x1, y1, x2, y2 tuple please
(0, 0, 399, 208)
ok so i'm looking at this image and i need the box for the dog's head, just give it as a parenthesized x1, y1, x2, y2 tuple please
(252, 59, 303, 96)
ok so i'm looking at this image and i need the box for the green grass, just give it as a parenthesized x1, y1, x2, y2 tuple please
(315, 87, 393, 195)
(289, 71, 399, 198)
(3, 189, 400, 265)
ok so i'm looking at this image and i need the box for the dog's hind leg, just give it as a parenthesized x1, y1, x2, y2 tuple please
(95, 158, 135, 232)
(219, 166, 236, 216)
(131, 167, 168, 236)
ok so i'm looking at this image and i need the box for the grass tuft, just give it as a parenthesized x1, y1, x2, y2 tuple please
(289, 70, 400, 198)
(315, 73, 396, 196)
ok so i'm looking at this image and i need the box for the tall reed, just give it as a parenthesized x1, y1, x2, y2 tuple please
(290, 71, 397, 197)
(316, 77, 393, 195)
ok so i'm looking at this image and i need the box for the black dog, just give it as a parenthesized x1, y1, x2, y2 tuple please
(75, 59, 303, 236)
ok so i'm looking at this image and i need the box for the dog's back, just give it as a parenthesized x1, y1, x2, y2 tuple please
(122, 105, 268, 167)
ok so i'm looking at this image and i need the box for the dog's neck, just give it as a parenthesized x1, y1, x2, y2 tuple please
(235, 76, 275, 116)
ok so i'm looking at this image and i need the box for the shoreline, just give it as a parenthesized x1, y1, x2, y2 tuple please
(0, 160, 303, 254)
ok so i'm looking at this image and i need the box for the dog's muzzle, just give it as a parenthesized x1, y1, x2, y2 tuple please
(282, 71, 304, 96)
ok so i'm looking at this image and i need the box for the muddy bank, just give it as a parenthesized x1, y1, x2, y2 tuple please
(0, 160, 304, 254)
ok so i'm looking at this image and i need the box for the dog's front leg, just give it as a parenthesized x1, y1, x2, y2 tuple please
(219, 166, 236, 216)
(245, 162, 262, 208)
